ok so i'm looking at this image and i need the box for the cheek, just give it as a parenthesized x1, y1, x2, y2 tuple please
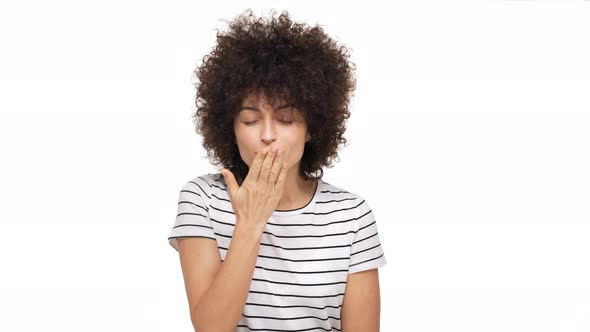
(234, 133, 256, 165)
(234, 143, 253, 167)
(284, 143, 306, 167)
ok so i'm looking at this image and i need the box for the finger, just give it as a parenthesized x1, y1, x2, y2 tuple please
(221, 168, 237, 200)
(274, 160, 288, 192)
(268, 148, 283, 185)
(259, 147, 277, 186)
(244, 148, 268, 186)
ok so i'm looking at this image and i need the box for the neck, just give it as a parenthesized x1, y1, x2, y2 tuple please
(276, 166, 316, 210)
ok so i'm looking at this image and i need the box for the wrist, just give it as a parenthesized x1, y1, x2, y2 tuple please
(234, 220, 265, 238)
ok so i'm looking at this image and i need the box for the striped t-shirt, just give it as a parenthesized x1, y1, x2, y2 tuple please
(168, 172, 387, 331)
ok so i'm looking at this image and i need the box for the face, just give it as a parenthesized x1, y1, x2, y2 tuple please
(234, 92, 310, 171)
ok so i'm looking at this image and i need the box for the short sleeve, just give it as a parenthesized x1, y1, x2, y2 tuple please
(348, 197, 387, 274)
(168, 176, 216, 252)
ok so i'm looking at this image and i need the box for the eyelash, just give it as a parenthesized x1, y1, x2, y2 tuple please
(243, 120, 293, 125)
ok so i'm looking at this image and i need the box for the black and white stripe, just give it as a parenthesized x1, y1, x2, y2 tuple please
(168, 173, 387, 331)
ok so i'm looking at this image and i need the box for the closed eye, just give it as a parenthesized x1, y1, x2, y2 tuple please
(243, 120, 294, 125)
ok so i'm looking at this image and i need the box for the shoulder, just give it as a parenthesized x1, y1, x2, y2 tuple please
(320, 179, 371, 215)
(179, 173, 225, 201)
(182, 173, 223, 189)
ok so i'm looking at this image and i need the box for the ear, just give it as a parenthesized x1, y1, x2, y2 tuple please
(305, 132, 311, 142)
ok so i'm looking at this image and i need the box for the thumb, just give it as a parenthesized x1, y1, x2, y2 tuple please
(221, 168, 237, 199)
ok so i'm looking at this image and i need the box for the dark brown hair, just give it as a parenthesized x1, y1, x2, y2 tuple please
(193, 8, 356, 185)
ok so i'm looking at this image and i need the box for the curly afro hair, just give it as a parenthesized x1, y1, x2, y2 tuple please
(193, 8, 356, 186)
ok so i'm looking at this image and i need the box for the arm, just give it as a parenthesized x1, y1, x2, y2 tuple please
(178, 222, 263, 332)
(340, 268, 381, 332)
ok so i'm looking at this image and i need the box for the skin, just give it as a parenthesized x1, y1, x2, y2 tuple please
(341, 268, 381, 331)
(233, 92, 317, 210)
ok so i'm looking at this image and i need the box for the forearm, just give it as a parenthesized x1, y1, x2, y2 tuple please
(192, 222, 263, 332)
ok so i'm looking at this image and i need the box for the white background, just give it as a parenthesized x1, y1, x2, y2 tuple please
(1, 0, 589, 331)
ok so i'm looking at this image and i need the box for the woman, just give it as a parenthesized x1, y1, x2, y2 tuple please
(168, 8, 387, 331)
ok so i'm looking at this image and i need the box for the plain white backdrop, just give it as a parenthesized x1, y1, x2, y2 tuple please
(1, 0, 589, 331)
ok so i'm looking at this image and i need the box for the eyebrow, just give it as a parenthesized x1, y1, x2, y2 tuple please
(240, 103, 295, 112)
